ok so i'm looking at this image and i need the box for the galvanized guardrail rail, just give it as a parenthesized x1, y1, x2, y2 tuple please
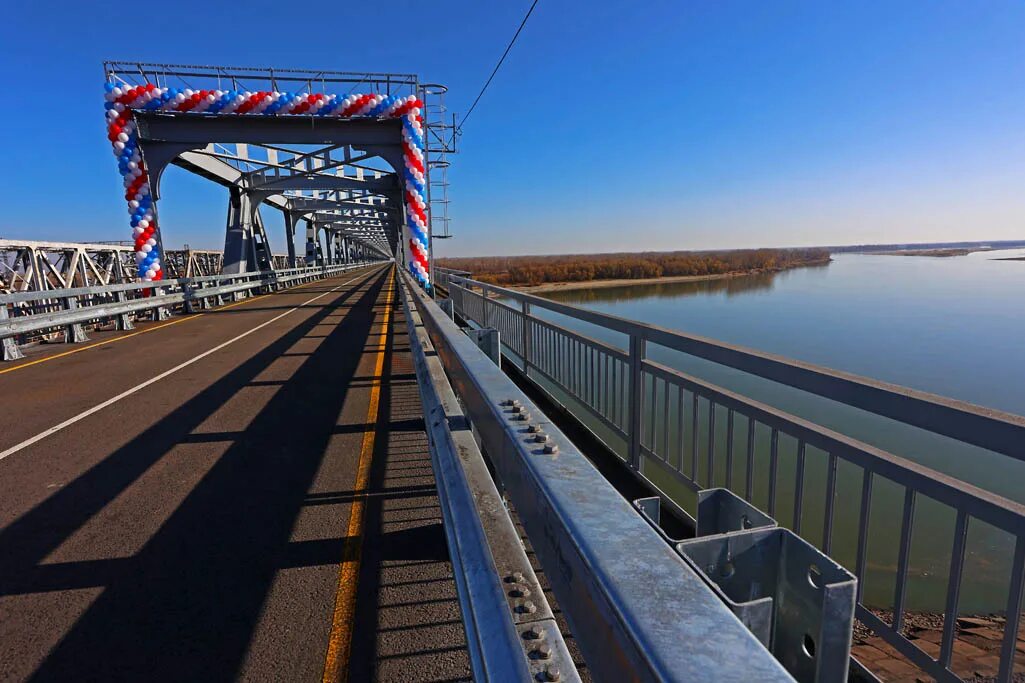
(1, 262, 378, 361)
(437, 268, 1025, 683)
(405, 270, 798, 682)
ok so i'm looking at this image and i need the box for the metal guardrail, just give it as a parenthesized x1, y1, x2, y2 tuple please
(400, 271, 580, 683)
(405, 270, 795, 682)
(442, 273, 1025, 683)
(434, 267, 470, 292)
(1, 262, 378, 361)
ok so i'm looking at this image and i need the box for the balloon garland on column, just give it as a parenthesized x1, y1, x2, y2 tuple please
(103, 84, 430, 286)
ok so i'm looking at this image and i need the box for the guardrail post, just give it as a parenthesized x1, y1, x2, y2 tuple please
(628, 334, 645, 471)
(0, 306, 25, 361)
(467, 328, 501, 365)
(151, 286, 170, 321)
(438, 299, 455, 320)
(522, 301, 531, 373)
(62, 296, 90, 343)
(481, 284, 489, 328)
(114, 290, 135, 330)
(182, 278, 197, 314)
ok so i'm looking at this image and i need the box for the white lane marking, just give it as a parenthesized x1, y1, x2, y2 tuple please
(0, 272, 373, 463)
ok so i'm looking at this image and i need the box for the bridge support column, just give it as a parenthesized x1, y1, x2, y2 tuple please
(223, 186, 255, 274)
(284, 211, 298, 268)
(304, 218, 320, 267)
(323, 226, 334, 264)
(222, 187, 274, 274)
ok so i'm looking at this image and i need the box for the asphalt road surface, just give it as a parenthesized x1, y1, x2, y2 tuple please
(0, 265, 470, 682)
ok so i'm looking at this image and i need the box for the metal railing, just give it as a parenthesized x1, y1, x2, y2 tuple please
(442, 272, 1025, 683)
(1, 262, 379, 361)
(400, 271, 580, 683)
(408, 270, 796, 682)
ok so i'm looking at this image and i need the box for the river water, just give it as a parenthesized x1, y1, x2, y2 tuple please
(534, 249, 1025, 613)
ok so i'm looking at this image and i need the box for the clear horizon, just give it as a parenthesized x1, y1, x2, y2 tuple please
(1, 1, 1023, 257)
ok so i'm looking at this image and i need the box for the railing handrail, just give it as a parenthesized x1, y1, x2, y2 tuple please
(0, 263, 344, 305)
(446, 274, 1025, 464)
(0, 262, 377, 347)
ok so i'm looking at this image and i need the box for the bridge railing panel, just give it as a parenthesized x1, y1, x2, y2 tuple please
(444, 273, 1025, 683)
(0, 262, 377, 360)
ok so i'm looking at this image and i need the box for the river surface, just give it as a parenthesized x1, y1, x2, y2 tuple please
(533, 249, 1025, 613)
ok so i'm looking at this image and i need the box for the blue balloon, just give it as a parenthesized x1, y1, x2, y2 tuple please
(104, 82, 115, 93)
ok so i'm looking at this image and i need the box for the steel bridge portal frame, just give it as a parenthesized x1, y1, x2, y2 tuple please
(102, 62, 451, 286)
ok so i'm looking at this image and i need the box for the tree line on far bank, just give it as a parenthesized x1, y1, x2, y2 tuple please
(436, 248, 832, 286)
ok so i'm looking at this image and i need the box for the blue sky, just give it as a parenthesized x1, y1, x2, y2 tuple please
(2, 1, 1022, 257)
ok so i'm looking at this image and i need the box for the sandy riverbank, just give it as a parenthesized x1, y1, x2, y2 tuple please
(508, 262, 830, 294)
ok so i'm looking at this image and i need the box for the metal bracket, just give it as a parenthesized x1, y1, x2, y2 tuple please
(0, 306, 24, 360)
(61, 297, 89, 344)
(466, 327, 500, 365)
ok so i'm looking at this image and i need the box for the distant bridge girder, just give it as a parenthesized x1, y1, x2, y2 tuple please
(250, 174, 397, 192)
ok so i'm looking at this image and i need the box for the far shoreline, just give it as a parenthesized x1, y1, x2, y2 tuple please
(507, 260, 831, 294)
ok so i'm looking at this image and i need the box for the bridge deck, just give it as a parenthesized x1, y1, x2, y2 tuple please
(0, 265, 471, 681)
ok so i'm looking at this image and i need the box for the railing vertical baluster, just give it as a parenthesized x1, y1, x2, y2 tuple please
(793, 441, 806, 533)
(663, 377, 671, 461)
(823, 453, 838, 555)
(940, 511, 969, 668)
(706, 402, 716, 488)
(521, 301, 530, 373)
(676, 386, 686, 471)
(546, 327, 552, 377)
(598, 352, 606, 418)
(856, 467, 873, 594)
(610, 356, 617, 426)
(725, 408, 735, 490)
(745, 417, 755, 502)
(997, 536, 1025, 683)
(688, 391, 697, 481)
(481, 286, 489, 328)
(893, 488, 917, 634)
(767, 428, 779, 516)
(627, 335, 645, 472)
(648, 375, 657, 453)
(588, 345, 594, 407)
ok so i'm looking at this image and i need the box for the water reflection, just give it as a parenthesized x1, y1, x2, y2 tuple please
(517, 253, 1025, 613)
(544, 263, 831, 304)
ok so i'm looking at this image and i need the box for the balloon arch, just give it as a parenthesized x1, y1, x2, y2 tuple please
(102, 84, 430, 286)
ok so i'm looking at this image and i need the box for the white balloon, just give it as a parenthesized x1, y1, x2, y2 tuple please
(142, 244, 152, 253)
(146, 238, 157, 247)
(138, 219, 149, 229)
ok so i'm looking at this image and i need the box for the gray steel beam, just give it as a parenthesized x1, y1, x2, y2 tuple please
(251, 174, 397, 192)
(135, 113, 404, 147)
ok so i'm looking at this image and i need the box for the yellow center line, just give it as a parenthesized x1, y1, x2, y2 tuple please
(0, 269, 372, 376)
(322, 266, 395, 683)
